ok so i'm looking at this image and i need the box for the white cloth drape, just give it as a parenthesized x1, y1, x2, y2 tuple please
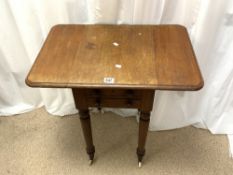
(0, 0, 233, 156)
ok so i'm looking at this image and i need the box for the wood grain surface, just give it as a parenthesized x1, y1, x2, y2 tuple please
(26, 24, 203, 90)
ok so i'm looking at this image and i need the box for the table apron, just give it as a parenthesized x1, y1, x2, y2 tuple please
(72, 88, 155, 111)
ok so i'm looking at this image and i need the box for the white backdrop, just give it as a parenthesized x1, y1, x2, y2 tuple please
(0, 0, 233, 156)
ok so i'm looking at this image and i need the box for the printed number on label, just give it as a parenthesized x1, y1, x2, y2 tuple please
(103, 77, 115, 84)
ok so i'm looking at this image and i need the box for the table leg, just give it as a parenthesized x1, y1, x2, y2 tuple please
(79, 109, 95, 164)
(137, 111, 150, 167)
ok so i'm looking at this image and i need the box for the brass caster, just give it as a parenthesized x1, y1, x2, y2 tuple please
(89, 159, 93, 166)
(138, 162, 142, 168)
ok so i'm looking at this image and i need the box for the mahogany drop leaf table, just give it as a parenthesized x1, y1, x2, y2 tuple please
(26, 24, 203, 167)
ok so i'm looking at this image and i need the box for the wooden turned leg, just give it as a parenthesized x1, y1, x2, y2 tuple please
(137, 111, 150, 167)
(79, 109, 95, 164)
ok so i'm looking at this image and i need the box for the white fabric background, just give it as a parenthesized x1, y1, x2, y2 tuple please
(0, 0, 233, 156)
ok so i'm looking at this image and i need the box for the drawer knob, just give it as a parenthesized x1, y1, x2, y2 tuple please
(94, 89, 101, 97)
(126, 90, 134, 98)
(126, 99, 133, 107)
(95, 98, 101, 110)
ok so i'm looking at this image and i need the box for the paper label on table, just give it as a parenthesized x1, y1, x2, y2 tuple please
(103, 77, 115, 84)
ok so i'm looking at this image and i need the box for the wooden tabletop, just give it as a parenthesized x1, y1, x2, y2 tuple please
(26, 24, 203, 90)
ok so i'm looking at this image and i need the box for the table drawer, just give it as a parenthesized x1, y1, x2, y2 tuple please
(88, 98, 141, 108)
(87, 89, 142, 99)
